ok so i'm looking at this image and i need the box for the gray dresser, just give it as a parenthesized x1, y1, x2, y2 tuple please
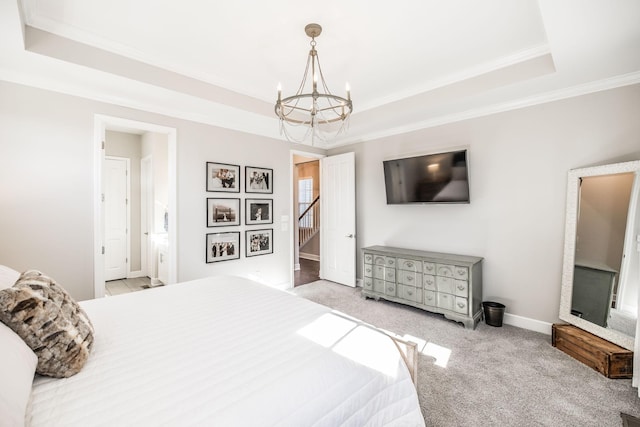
(362, 246, 484, 329)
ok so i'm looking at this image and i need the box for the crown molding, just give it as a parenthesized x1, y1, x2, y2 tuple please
(355, 44, 552, 113)
(331, 71, 640, 148)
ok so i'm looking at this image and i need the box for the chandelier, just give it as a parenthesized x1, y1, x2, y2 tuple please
(275, 23, 353, 145)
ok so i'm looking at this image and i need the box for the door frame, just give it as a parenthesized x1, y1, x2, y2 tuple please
(94, 115, 177, 298)
(140, 155, 153, 278)
(289, 149, 325, 289)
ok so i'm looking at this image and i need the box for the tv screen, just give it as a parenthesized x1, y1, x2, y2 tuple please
(383, 149, 470, 204)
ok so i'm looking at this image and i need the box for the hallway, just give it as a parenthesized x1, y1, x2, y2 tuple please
(294, 258, 319, 287)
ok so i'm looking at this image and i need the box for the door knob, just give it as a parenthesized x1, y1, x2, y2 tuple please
(345, 234, 355, 238)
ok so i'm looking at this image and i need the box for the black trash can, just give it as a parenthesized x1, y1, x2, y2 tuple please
(483, 301, 505, 327)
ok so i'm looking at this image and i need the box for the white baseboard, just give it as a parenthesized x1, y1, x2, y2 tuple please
(503, 312, 553, 335)
(128, 270, 145, 278)
(300, 253, 320, 261)
(294, 263, 300, 271)
(356, 278, 363, 288)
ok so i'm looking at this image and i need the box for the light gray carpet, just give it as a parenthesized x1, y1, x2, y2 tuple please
(292, 280, 640, 427)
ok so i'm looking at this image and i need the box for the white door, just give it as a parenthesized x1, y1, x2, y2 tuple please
(104, 157, 129, 281)
(321, 152, 356, 286)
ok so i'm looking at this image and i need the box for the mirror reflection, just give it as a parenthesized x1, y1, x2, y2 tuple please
(559, 159, 640, 351)
(572, 173, 637, 338)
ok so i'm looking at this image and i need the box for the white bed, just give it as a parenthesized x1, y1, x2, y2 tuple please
(24, 275, 424, 426)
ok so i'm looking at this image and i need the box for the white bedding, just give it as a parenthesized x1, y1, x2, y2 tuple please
(27, 276, 424, 426)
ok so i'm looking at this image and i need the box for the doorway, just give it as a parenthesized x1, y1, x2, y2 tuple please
(292, 152, 323, 287)
(94, 115, 177, 299)
(290, 150, 357, 289)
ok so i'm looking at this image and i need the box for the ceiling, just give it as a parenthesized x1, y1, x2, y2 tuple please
(1, 0, 639, 147)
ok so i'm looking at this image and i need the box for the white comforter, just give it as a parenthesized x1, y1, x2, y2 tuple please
(27, 276, 424, 426)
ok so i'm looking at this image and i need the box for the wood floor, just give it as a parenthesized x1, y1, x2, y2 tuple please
(294, 258, 319, 287)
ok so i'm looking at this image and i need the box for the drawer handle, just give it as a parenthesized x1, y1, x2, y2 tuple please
(457, 285, 465, 290)
(407, 290, 413, 296)
(407, 276, 413, 281)
(406, 261, 414, 268)
(457, 302, 465, 308)
(441, 295, 449, 299)
(426, 295, 433, 300)
(388, 287, 394, 292)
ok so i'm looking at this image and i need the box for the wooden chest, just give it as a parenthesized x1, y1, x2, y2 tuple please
(552, 324, 633, 379)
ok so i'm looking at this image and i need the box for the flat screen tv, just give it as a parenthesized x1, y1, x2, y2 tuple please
(383, 149, 470, 204)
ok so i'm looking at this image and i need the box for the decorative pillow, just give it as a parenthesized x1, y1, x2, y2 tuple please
(0, 265, 20, 290)
(0, 270, 94, 378)
(0, 322, 37, 427)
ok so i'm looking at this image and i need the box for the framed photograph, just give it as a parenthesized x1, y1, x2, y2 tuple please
(207, 162, 240, 192)
(245, 198, 273, 225)
(246, 229, 273, 257)
(207, 198, 240, 227)
(245, 166, 273, 194)
(206, 232, 240, 263)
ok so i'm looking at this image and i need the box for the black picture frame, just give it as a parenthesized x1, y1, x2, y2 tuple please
(207, 198, 240, 227)
(206, 232, 240, 263)
(245, 198, 273, 225)
(245, 166, 273, 194)
(246, 229, 273, 257)
(207, 162, 240, 192)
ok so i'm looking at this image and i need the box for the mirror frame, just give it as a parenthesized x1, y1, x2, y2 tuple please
(559, 160, 640, 351)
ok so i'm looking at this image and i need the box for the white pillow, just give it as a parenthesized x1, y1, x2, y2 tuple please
(0, 265, 20, 290)
(0, 322, 37, 427)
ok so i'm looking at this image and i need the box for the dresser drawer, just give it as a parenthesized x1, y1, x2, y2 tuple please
(373, 278, 385, 293)
(436, 276, 455, 294)
(437, 292, 455, 311)
(423, 262, 436, 275)
(424, 290, 436, 307)
(363, 277, 373, 291)
(454, 297, 468, 314)
(385, 282, 397, 296)
(436, 264, 455, 277)
(423, 274, 436, 290)
(454, 266, 469, 280)
(397, 258, 422, 273)
(398, 285, 421, 303)
(453, 279, 468, 297)
(364, 253, 374, 264)
(398, 269, 421, 286)
(385, 268, 396, 282)
(363, 264, 374, 278)
(373, 255, 386, 265)
(373, 265, 385, 280)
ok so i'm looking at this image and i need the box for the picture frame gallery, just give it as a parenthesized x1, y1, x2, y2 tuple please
(205, 162, 274, 263)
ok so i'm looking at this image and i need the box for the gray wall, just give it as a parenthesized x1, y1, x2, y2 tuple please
(328, 84, 640, 325)
(0, 80, 299, 301)
(1, 78, 638, 327)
